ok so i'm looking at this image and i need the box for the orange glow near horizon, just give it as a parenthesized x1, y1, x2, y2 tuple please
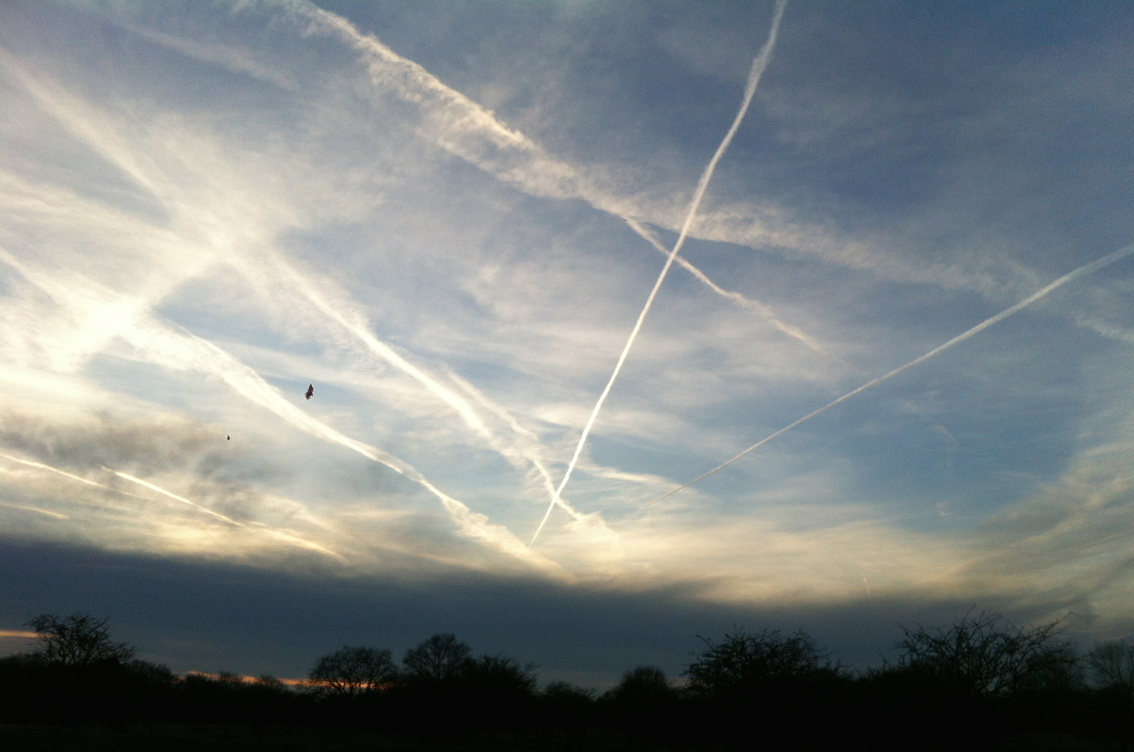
(185, 670, 305, 686)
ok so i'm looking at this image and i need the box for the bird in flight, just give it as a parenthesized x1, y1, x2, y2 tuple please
(305, 384, 314, 400)
(226, 435, 230, 441)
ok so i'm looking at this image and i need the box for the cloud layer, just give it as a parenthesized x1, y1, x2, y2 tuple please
(1, 0, 1132, 656)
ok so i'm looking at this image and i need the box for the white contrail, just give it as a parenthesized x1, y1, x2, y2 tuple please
(1, 55, 564, 568)
(106, 468, 250, 527)
(264, 257, 495, 440)
(0, 501, 68, 519)
(271, 1, 819, 348)
(1, 245, 554, 570)
(0, 452, 121, 492)
(106, 467, 348, 561)
(443, 367, 587, 520)
(0, 451, 345, 559)
(622, 217, 823, 353)
(245, 253, 605, 541)
(123, 319, 559, 571)
(530, 0, 789, 546)
(646, 242, 1134, 507)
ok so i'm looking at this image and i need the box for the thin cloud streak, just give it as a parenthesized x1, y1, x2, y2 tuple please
(267, 258, 494, 440)
(1, 450, 346, 561)
(0, 502, 69, 520)
(0, 48, 576, 567)
(0, 451, 142, 498)
(252, 254, 604, 536)
(11, 39, 592, 546)
(277, 0, 818, 344)
(443, 367, 588, 523)
(107, 468, 250, 528)
(2, 235, 547, 570)
(647, 242, 1134, 507)
(623, 217, 823, 353)
(264, 0, 1101, 315)
(108, 467, 347, 562)
(124, 320, 558, 572)
(530, 0, 788, 545)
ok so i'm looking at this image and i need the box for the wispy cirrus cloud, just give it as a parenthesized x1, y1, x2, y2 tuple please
(0, 0, 1131, 644)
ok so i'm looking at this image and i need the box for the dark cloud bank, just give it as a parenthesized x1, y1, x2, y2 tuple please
(0, 537, 1104, 688)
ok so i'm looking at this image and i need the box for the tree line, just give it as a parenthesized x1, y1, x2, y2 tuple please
(1, 609, 1132, 750)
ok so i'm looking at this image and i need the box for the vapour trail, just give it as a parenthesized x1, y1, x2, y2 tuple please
(0, 451, 345, 559)
(124, 319, 560, 572)
(646, 242, 1134, 507)
(107, 467, 348, 561)
(444, 367, 586, 521)
(622, 217, 823, 353)
(274, 0, 820, 347)
(0, 452, 146, 500)
(1, 243, 554, 571)
(0, 502, 68, 519)
(3, 53, 571, 566)
(529, 0, 788, 546)
(3, 57, 514, 505)
(249, 253, 603, 538)
(4, 45, 495, 450)
(266, 258, 495, 440)
(237, 0, 1123, 320)
(107, 468, 253, 527)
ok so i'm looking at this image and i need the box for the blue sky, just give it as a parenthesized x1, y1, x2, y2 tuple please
(1, 0, 1132, 685)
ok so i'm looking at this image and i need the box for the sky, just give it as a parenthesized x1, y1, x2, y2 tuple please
(1, 0, 1132, 687)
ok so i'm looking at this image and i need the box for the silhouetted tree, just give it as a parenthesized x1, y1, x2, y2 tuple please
(402, 632, 471, 683)
(463, 654, 538, 741)
(684, 627, 830, 697)
(1089, 641, 1134, 698)
(877, 610, 1081, 751)
(308, 645, 398, 697)
(1088, 641, 1134, 752)
(684, 627, 841, 748)
(897, 610, 1079, 699)
(19, 613, 139, 726)
(26, 613, 135, 667)
(394, 633, 474, 741)
(247, 674, 297, 743)
(541, 681, 595, 750)
(120, 659, 179, 729)
(605, 666, 679, 748)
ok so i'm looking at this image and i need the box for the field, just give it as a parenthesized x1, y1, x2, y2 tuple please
(0, 723, 1117, 752)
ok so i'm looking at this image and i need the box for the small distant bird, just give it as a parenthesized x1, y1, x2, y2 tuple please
(227, 435, 230, 441)
(305, 384, 314, 400)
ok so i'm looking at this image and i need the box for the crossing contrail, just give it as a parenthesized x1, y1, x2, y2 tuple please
(0, 53, 571, 566)
(623, 217, 824, 353)
(281, 0, 819, 352)
(530, 0, 789, 546)
(646, 242, 1134, 507)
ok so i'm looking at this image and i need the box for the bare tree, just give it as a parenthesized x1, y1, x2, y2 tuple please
(897, 609, 1080, 698)
(307, 645, 398, 697)
(402, 633, 471, 683)
(26, 613, 135, 667)
(684, 627, 831, 699)
(1088, 640, 1134, 699)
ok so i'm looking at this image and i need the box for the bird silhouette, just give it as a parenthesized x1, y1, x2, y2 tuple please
(305, 384, 314, 400)
(226, 435, 230, 441)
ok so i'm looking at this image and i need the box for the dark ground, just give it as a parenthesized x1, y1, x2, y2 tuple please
(0, 724, 1118, 752)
